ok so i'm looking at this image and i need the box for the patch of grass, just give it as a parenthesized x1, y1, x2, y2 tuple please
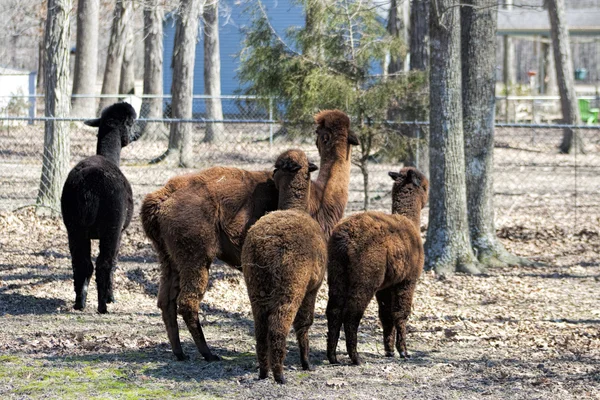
(0, 357, 174, 399)
(0, 355, 19, 363)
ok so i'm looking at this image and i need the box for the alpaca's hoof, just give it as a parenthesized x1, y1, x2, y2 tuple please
(258, 369, 268, 380)
(350, 356, 362, 366)
(97, 304, 108, 314)
(203, 353, 221, 362)
(385, 351, 395, 358)
(106, 295, 115, 304)
(400, 351, 410, 359)
(174, 352, 189, 361)
(274, 375, 286, 384)
(73, 302, 85, 311)
(327, 354, 340, 364)
(302, 363, 315, 371)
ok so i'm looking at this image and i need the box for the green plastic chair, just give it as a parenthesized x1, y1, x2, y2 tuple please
(578, 99, 599, 125)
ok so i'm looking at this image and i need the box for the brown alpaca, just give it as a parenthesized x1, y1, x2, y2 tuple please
(140, 110, 357, 361)
(326, 167, 429, 365)
(243, 149, 326, 384)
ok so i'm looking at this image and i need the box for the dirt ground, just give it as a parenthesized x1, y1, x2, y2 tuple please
(1, 123, 600, 398)
(1, 204, 599, 399)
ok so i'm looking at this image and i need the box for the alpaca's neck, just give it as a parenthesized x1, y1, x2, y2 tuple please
(279, 177, 310, 212)
(391, 194, 421, 228)
(310, 147, 352, 236)
(96, 129, 122, 166)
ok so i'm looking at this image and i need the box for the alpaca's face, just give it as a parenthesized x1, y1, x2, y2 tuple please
(273, 150, 318, 189)
(315, 124, 359, 157)
(313, 110, 359, 157)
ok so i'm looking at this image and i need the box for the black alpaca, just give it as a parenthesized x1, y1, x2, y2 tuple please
(61, 102, 138, 314)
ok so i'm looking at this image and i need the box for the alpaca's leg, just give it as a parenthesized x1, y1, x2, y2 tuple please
(157, 257, 186, 360)
(96, 229, 121, 314)
(343, 285, 377, 365)
(391, 280, 417, 359)
(376, 287, 396, 357)
(105, 236, 122, 304)
(269, 304, 300, 384)
(326, 261, 347, 365)
(253, 310, 270, 379)
(293, 287, 320, 371)
(178, 258, 220, 362)
(68, 231, 93, 311)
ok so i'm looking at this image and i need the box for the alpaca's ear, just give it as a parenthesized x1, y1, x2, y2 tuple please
(348, 130, 359, 145)
(308, 162, 319, 173)
(388, 171, 401, 181)
(407, 169, 422, 187)
(84, 118, 101, 127)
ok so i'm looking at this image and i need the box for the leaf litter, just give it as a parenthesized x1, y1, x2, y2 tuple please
(0, 208, 599, 399)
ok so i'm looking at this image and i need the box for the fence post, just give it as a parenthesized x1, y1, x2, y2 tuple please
(269, 97, 273, 146)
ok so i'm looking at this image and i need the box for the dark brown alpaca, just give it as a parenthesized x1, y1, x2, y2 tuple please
(140, 110, 357, 361)
(243, 149, 326, 384)
(326, 167, 429, 365)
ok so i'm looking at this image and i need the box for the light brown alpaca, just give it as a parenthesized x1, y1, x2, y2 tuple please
(243, 149, 326, 384)
(326, 167, 429, 365)
(140, 110, 357, 361)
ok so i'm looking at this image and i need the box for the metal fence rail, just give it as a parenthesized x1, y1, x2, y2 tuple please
(1, 110, 599, 235)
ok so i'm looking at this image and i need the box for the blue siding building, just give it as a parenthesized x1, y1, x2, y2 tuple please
(163, 0, 305, 97)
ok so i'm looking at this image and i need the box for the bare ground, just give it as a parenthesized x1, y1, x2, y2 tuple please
(0, 207, 599, 399)
(1, 124, 600, 398)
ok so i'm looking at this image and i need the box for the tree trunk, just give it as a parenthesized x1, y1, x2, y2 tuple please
(165, 0, 201, 167)
(541, 41, 557, 95)
(502, 0, 516, 99)
(202, 1, 224, 143)
(424, 0, 481, 276)
(141, 0, 165, 138)
(37, 0, 72, 215)
(71, 0, 99, 117)
(119, 18, 135, 96)
(99, 0, 132, 112)
(387, 0, 403, 76)
(462, 0, 531, 268)
(503, 36, 516, 94)
(409, 0, 429, 71)
(405, 0, 430, 178)
(547, 0, 582, 153)
(37, 39, 45, 96)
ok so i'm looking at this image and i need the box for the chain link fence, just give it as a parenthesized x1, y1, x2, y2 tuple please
(1, 95, 599, 235)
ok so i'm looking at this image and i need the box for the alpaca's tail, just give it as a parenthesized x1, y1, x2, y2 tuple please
(140, 185, 174, 252)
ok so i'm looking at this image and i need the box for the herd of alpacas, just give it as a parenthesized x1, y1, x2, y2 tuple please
(61, 103, 428, 384)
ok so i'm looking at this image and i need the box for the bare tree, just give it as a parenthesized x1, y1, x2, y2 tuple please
(36, 6, 47, 95)
(409, 0, 429, 71)
(119, 16, 135, 95)
(37, 0, 72, 215)
(462, 0, 532, 268)
(160, 0, 202, 166)
(502, 0, 516, 96)
(387, 0, 404, 75)
(540, 40, 557, 95)
(71, 0, 99, 117)
(99, 0, 132, 112)
(141, 0, 164, 137)
(202, 0, 224, 143)
(547, 0, 582, 153)
(406, 0, 429, 177)
(424, 0, 481, 276)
